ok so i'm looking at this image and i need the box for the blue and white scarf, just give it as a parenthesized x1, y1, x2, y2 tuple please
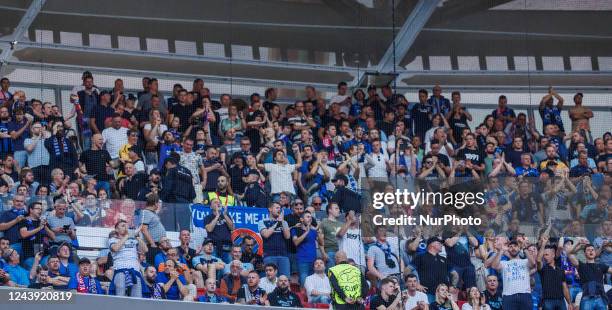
(51, 137, 69, 157)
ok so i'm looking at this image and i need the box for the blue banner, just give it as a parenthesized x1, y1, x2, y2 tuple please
(190, 204, 276, 231)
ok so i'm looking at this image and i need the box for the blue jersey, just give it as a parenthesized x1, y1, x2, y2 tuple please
(539, 105, 565, 132)
(0, 121, 13, 155)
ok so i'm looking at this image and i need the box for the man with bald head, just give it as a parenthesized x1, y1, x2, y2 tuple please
(79, 133, 112, 194)
(266, 275, 303, 307)
(328, 250, 369, 309)
(428, 84, 451, 116)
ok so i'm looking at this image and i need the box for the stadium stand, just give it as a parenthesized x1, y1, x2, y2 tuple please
(0, 1, 611, 310)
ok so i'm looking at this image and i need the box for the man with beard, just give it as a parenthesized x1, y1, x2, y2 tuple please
(491, 239, 536, 310)
(44, 122, 78, 180)
(219, 260, 247, 301)
(237, 270, 267, 305)
(0, 106, 13, 158)
(153, 236, 175, 270)
(541, 145, 570, 172)
(202, 147, 228, 191)
(137, 168, 162, 201)
(204, 175, 237, 207)
(142, 265, 166, 299)
(266, 275, 303, 308)
(240, 236, 264, 276)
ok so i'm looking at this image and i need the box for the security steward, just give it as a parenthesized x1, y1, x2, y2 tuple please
(328, 250, 369, 310)
(160, 155, 196, 203)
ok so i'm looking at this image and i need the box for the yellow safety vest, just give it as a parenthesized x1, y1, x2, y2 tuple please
(205, 191, 236, 206)
(328, 263, 362, 305)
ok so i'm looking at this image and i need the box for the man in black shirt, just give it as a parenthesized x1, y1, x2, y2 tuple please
(482, 275, 502, 310)
(511, 180, 545, 226)
(88, 90, 114, 135)
(370, 277, 402, 310)
(160, 156, 196, 203)
(569, 241, 612, 310)
(27, 266, 55, 289)
(330, 174, 361, 214)
(410, 89, 433, 141)
(78, 133, 112, 194)
(236, 270, 267, 305)
(455, 133, 485, 173)
(243, 170, 269, 208)
(118, 162, 147, 200)
(168, 89, 195, 132)
(265, 275, 303, 308)
(203, 198, 234, 262)
(412, 237, 449, 302)
(537, 236, 572, 310)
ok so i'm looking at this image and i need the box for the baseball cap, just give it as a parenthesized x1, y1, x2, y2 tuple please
(78, 257, 91, 265)
(149, 168, 161, 176)
(426, 237, 443, 246)
(332, 174, 348, 184)
(99, 90, 111, 97)
(202, 238, 214, 246)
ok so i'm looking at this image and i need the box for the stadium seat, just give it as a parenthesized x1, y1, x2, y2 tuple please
(311, 303, 330, 309)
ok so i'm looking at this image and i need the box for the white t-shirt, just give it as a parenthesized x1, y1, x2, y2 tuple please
(260, 277, 277, 294)
(366, 153, 388, 179)
(424, 140, 454, 157)
(264, 163, 296, 195)
(143, 123, 168, 145)
(340, 227, 366, 267)
(217, 107, 229, 122)
(461, 304, 491, 310)
(102, 127, 129, 159)
(319, 164, 337, 192)
(304, 274, 331, 302)
(329, 95, 351, 115)
(109, 237, 141, 270)
(500, 258, 531, 296)
(404, 291, 429, 310)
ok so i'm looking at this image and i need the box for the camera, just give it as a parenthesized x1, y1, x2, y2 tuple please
(63, 224, 71, 232)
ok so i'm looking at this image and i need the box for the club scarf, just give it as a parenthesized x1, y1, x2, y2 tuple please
(11, 208, 27, 216)
(76, 272, 97, 294)
(150, 282, 164, 299)
(52, 137, 69, 157)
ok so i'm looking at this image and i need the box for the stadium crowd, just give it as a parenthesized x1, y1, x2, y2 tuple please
(0, 73, 611, 310)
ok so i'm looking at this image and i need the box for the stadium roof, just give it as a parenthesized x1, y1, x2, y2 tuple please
(0, 0, 611, 92)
